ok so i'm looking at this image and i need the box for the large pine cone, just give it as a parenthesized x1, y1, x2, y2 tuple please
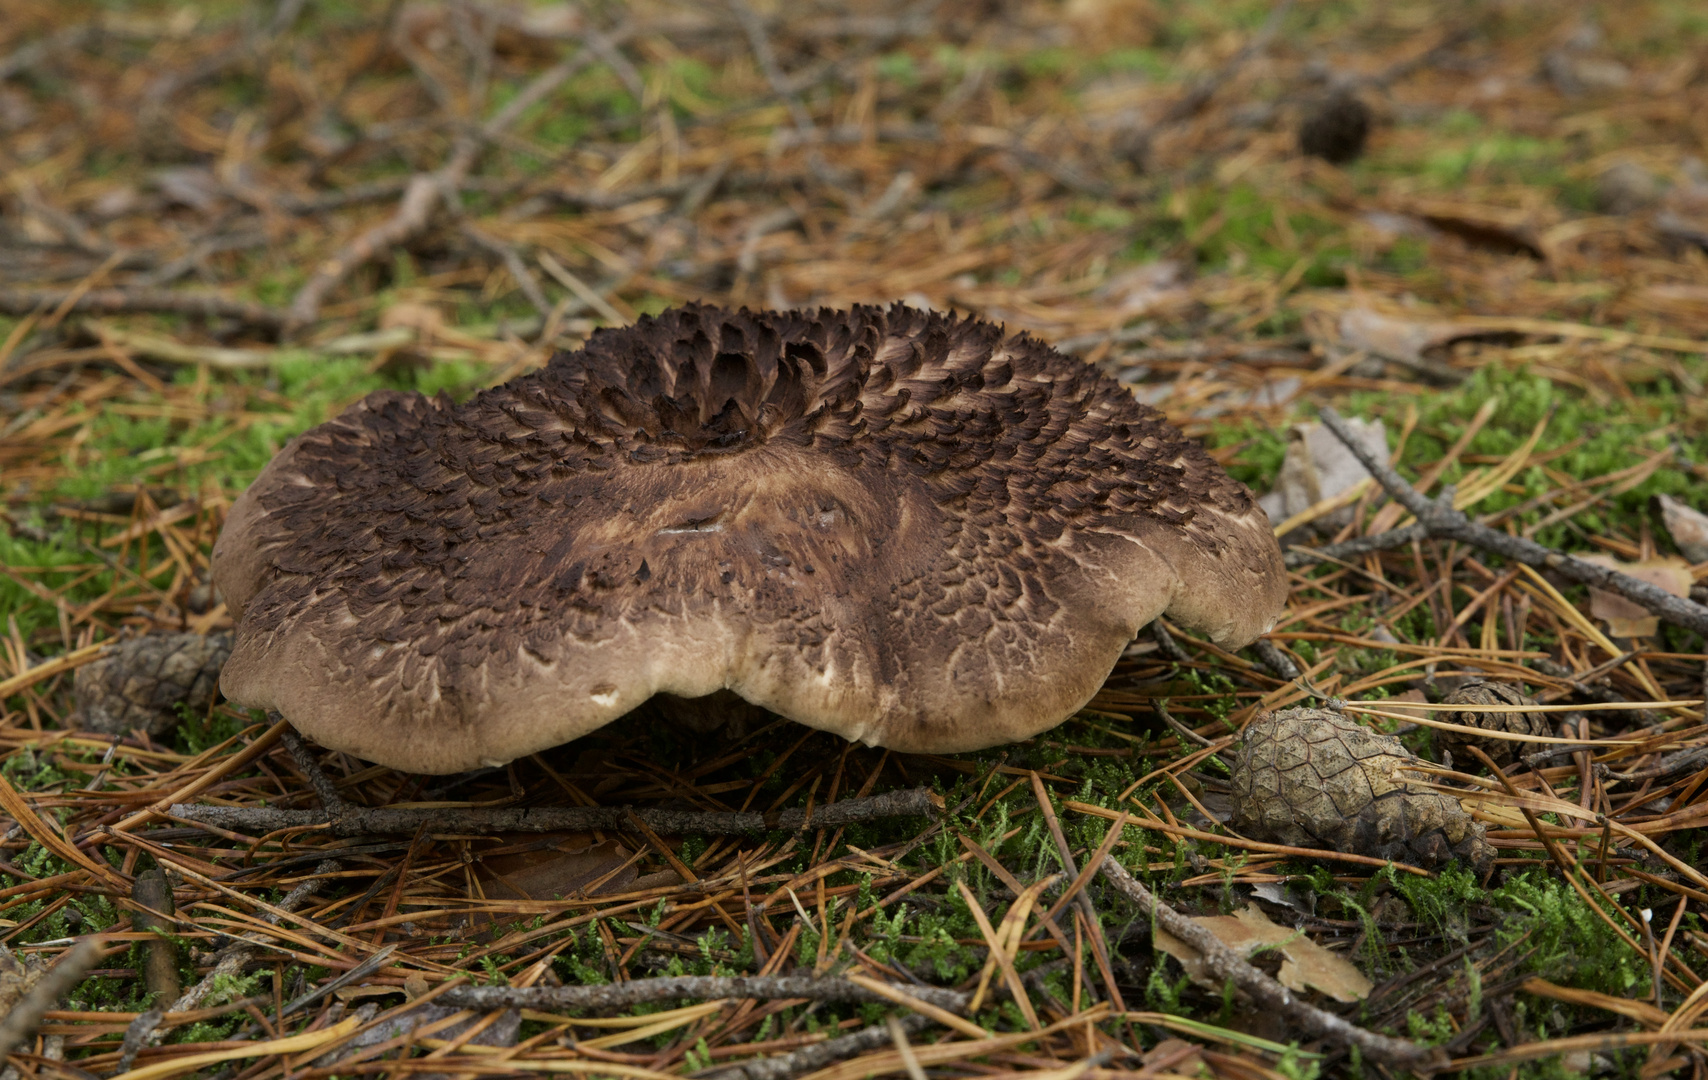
(73, 632, 232, 737)
(1231, 707, 1492, 872)
(1434, 679, 1547, 768)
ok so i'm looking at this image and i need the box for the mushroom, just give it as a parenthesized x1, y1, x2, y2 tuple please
(213, 304, 1287, 773)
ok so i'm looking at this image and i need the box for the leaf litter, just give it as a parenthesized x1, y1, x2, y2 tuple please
(0, 0, 1706, 1077)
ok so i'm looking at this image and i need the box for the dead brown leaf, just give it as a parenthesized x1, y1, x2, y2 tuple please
(475, 833, 636, 902)
(1657, 495, 1708, 565)
(1153, 904, 1373, 1003)
(1579, 554, 1694, 637)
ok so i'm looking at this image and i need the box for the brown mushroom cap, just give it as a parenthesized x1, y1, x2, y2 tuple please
(213, 304, 1286, 773)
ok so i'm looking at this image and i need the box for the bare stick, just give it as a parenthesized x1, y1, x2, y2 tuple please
(1283, 522, 1430, 569)
(1098, 858, 1444, 1070)
(283, 47, 597, 336)
(131, 868, 180, 1006)
(441, 975, 968, 1014)
(1318, 406, 1708, 637)
(116, 858, 341, 1070)
(459, 223, 552, 317)
(1247, 638, 1301, 681)
(705, 1014, 932, 1080)
(0, 288, 284, 330)
(1149, 621, 1191, 664)
(167, 787, 940, 837)
(0, 938, 102, 1058)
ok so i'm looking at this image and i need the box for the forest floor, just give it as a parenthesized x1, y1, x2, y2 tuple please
(2, 0, 1708, 1077)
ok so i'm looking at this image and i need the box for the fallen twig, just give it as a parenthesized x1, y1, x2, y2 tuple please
(1283, 522, 1430, 569)
(440, 974, 968, 1014)
(168, 787, 941, 837)
(701, 1014, 932, 1080)
(131, 867, 180, 1006)
(115, 858, 342, 1071)
(0, 938, 102, 1058)
(1098, 858, 1446, 1070)
(0, 288, 285, 332)
(187, 734, 940, 837)
(283, 45, 598, 336)
(1318, 406, 1708, 637)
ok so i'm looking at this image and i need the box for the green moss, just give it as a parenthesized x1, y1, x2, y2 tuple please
(1496, 870, 1652, 996)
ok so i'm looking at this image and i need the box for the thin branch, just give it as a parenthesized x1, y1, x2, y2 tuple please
(282, 45, 598, 336)
(1098, 858, 1445, 1070)
(0, 939, 103, 1058)
(167, 787, 941, 838)
(116, 858, 342, 1071)
(0, 289, 284, 331)
(1317, 406, 1708, 637)
(703, 1014, 932, 1080)
(440, 975, 968, 1014)
(1283, 522, 1430, 569)
(1246, 638, 1301, 681)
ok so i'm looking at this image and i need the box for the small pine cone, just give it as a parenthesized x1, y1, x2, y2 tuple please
(1298, 89, 1372, 165)
(1231, 707, 1492, 873)
(1434, 679, 1547, 768)
(74, 631, 233, 737)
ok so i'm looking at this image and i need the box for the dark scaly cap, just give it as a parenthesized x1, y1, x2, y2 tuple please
(213, 304, 1287, 773)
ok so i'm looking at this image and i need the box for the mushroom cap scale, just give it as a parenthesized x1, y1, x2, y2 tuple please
(214, 304, 1286, 774)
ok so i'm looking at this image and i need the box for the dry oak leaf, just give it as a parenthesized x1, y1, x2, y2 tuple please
(1153, 903, 1373, 1003)
(475, 834, 637, 902)
(1657, 494, 1708, 565)
(1578, 554, 1694, 638)
(1336, 307, 1487, 369)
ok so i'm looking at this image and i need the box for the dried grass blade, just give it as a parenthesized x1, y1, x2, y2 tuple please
(107, 1016, 360, 1080)
(842, 973, 987, 1039)
(953, 878, 1037, 1026)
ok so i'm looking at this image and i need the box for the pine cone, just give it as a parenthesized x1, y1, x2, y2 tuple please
(73, 632, 232, 737)
(1434, 678, 1547, 768)
(1231, 707, 1492, 872)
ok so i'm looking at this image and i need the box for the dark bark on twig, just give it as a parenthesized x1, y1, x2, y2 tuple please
(1602, 745, 1708, 784)
(1098, 858, 1446, 1070)
(440, 975, 967, 1014)
(1283, 522, 1430, 569)
(131, 868, 180, 1007)
(167, 787, 940, 837)
(1247, 638, 1301, 681)
(116, 858, 341, 1071)
(278, 943, 396, 1018)
(1149, 621, 1191, 664)
(282, 730, 345, 810)
(205, 731, 938, 838)
(700, 1014, 932, 1080)
(282, 46, 598, 336)
(0, 938, 102, 1058)
(0, 289, 285, 330)
(1318, 406, 1708, 637)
